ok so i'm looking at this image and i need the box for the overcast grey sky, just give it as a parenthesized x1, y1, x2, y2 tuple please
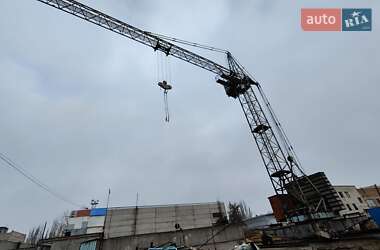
(0, 0, 379, 233)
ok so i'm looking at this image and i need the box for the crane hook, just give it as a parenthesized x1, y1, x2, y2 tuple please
(158, 81, 172, 122)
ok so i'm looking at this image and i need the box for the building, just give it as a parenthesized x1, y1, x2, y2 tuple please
(103, 202, 227, 238)
(270, 172, 344, 222)
(63, 202, 227, 237)
(357, 184, 380, 208)
(40, 202, 244, 250)
(0, 227, 32, 250)
(334, 185, 368, 216)
(0, 227, 26, 243)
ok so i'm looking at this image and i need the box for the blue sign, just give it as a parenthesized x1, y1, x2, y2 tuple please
(342, 9, 372, 31)
(368, 207, 380, 227)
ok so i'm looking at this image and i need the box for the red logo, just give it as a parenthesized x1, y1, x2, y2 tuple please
(301, 9, 342, 31)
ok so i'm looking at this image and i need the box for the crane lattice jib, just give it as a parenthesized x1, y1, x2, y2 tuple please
(35, 0, 326, 213)
(36, 0, 230, 77)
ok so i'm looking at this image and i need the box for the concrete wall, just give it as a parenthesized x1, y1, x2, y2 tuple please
(102, 224, 244, 250)
(0, 241, 18, 250)
(104, 202, 226, 238)
(0, 231, 26, 243)
(40, 234, 100, 250)
(334, 186, 368, 216)
(0, 241, 34, 250)
(263, 238, 380, 250)
(49, 237, 90, 250)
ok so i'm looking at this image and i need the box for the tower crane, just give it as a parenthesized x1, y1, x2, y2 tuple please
(35, 0, 331, 220)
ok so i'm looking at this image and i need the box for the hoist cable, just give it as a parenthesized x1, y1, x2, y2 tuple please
(164, 91, 170, 122)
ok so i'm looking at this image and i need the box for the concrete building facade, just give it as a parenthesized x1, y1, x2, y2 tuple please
(357, 184, 380, 208)
(64, 202, 227, 238)
(334, 186, 368, 216)
(0, 227, 33, 250)
(40, 202, 242, 250)
(104, 202, 226, 238)
(0, 227, 26, 243)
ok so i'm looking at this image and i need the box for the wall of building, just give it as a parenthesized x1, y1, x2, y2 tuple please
(263, 238, 380, 250)
(0, 230, 26, 243)
(0, 241, 18, 250)
(358, 185, 380, 208)
(40, 234, 101, 250)
(102, 224, 244, 250)
(334, 186, 368, 216)
(104, 202, 226, 238)
(43, 224, 243, 250)
(0, 241, 34, 250)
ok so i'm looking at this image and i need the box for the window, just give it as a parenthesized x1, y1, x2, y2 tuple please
(212, 212, 222, 218)
(358, 197, 363, 203)
(367, 199, 376, 207)
(339, 192, 344, 198)
(345, 191, 351, 198)
(377, 198, 380, 205)
(346, 204, 352, 211)
(352, 203, 358, 210)
(80, 240, 97, 250)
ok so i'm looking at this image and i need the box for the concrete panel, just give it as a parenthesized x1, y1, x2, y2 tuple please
(107, 208, 135, 216)
(136, 213, 155, 219)
(87, 216, 105, 227)
(105, 219, 135, 227)
(155, 216, 176, 223)
(176, 215, 197, 221)
(68, 217, 89, 230)
(102, 224, 244, 250)
(86, 227, 103, 234)
(156, 207, 175, 214)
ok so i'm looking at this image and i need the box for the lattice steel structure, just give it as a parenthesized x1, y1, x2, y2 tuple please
(36, 0, 327, 215)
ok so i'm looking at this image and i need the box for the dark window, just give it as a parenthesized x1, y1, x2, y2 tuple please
(212, 212, 222, 218)
(339, 192, 344, 198)
(377, 199, 380, 204)
(346, 204, 352, 211)
(358, 197, 363, 203)
(352, 203, 358, 210)
(345, 192, 351, 198)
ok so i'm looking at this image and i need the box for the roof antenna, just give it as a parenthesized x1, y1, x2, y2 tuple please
(91, 199, 99, 209)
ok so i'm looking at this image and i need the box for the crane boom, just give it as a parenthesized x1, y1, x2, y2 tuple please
(36, 0, 230, 76)
(35, 0, 328, 217)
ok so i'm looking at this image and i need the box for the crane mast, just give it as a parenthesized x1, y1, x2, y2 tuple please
(35, 0, 327, 218)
